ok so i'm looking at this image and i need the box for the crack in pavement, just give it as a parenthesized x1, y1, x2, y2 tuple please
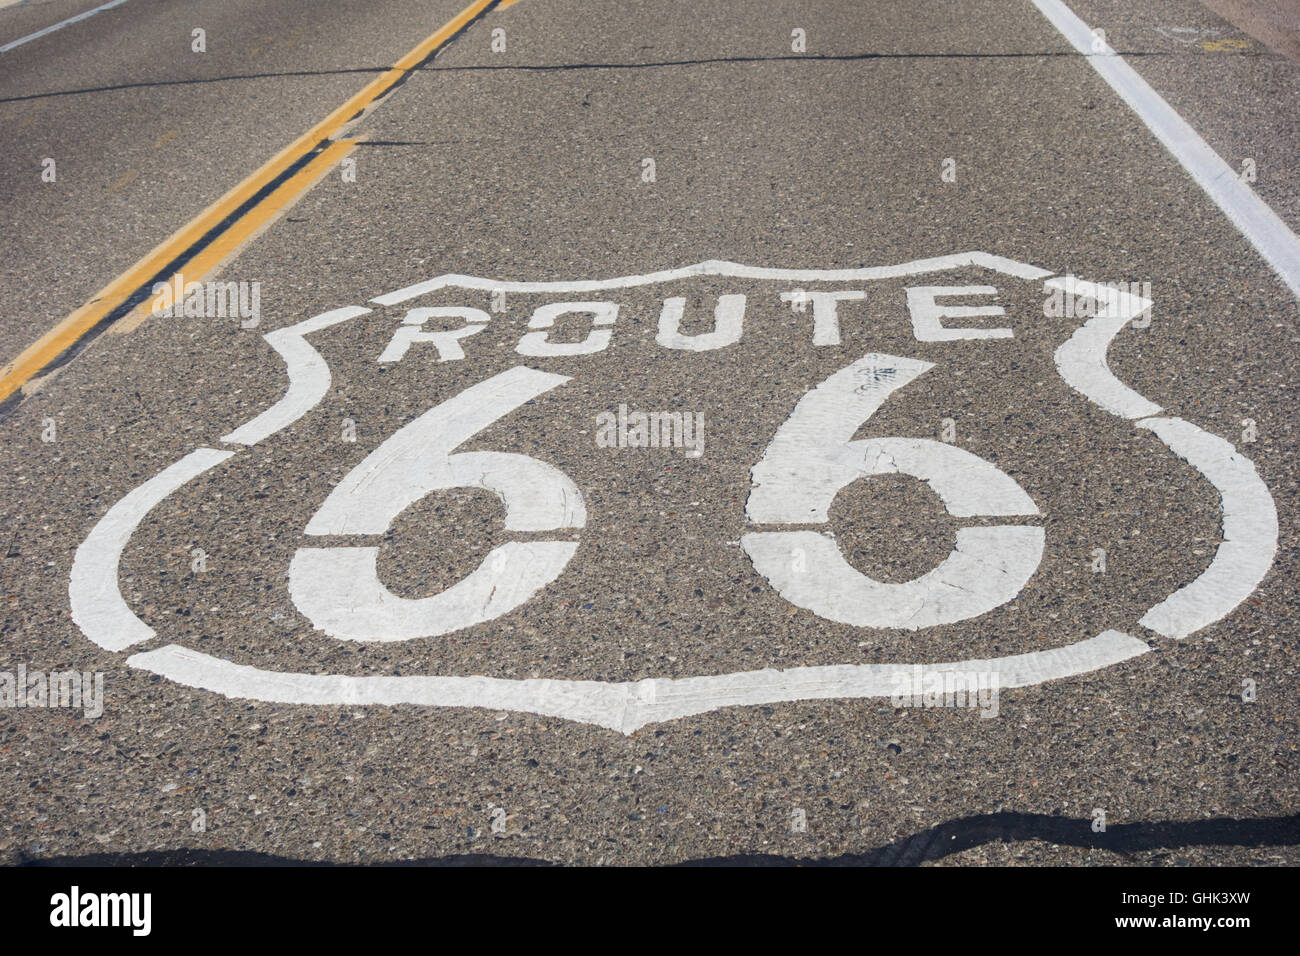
(1, 49, 1265, 105)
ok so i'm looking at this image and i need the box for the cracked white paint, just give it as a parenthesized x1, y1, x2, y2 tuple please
(748, 354, 933, 524)
(744, 352, 1043, 629)
(741, 527, 1045, 630)
(305, 366, 583, 536)
(292, 365, 584, 640)
(289, 541, 579, 642)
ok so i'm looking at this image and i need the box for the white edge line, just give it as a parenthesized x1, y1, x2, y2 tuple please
(1030, 0, 1300, 301)
(0, 0, 129, 54)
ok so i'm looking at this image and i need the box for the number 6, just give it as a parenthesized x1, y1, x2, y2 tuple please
(741, 354, 1043, 630)
(289, 366, 584, 641)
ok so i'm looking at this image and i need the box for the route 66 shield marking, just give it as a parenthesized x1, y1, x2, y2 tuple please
(68, 252, 1278, 733)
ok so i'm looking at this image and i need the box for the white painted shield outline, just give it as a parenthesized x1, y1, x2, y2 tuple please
(69, 253, 1279, 733)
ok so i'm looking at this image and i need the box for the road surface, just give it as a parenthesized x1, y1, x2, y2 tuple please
(0, 0, 1296, 865)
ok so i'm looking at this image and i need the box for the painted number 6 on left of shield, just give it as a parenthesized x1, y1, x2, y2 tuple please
(289, 366, 585, 641)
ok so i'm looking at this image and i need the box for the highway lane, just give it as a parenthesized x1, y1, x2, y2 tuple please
(0, 0, 1296, 865)
(0, 0, 477, 366)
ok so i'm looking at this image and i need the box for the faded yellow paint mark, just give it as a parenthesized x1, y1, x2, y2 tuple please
(1200, 37, 1252, 51)
(108, 169, 138, 193)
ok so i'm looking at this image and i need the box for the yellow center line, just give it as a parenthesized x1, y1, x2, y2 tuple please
(111, 138, 361, 338)
(0, 0, 499, 405)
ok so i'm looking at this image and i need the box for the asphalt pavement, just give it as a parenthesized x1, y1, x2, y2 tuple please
(0, 0, 1296, 866)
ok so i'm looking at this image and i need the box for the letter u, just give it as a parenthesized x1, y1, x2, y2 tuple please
(656, 295, 745, 351)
